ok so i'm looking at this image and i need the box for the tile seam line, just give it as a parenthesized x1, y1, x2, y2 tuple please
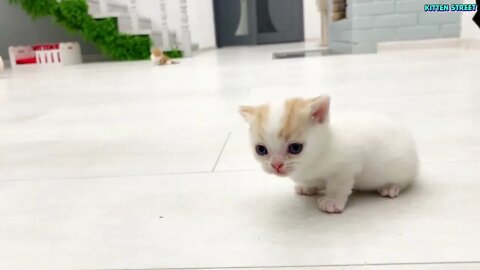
(212, 131, 232, 172)
(93, 260, 480, 270)
(1, 159, 480, 183)
(0, 168, 258, 183)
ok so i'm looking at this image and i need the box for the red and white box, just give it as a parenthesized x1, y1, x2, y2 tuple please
(8, 42, 82, 69)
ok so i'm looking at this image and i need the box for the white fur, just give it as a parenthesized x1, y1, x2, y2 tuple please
(293, 112, 418, 213)
(249, 106, 419, 214)
(265, 101, 285, 151)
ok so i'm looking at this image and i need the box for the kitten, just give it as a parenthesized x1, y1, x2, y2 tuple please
(150, 47, 177, 65)
(239, 95, 418, 214)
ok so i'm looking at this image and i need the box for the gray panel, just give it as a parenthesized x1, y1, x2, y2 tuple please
(440, 23, 461, 38)
(395, 0, 426, 13)
(419, 12, 461, 25)
(397, 25, 440, 40)
(214, 0, 304, 47)
(214, 0, 257, 47)
(256, 0, 304, 44)
(374, 13, 418, 28)
(0, 0, 99, 61)
(348, 1, 395, 16)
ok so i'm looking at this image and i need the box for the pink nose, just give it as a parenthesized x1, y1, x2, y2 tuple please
(271, 162, 284, 171)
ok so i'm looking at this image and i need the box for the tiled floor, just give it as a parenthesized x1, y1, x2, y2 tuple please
(0, 43, 479, 270)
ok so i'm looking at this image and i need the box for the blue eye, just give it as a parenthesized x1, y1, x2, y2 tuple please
(288, 143, 303, 155)
(255, 145, 268, 156)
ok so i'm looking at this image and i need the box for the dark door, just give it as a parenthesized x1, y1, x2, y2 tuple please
(213, 0, 257, 47)
(256, 0, 304, 44)
(214, 0, 304, 47)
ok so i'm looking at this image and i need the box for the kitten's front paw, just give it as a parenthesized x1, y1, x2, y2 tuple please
(317, 197, 347, 214)
(294, 185, 319, 196)
(378, 184, 401, 198)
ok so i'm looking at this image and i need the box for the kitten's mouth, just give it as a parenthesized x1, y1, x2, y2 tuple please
(274, 170, 289, 177)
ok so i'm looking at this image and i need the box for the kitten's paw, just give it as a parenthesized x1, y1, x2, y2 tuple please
(378, 184, 401, 198)
(317, 197, 347, 214)
(295, 185, 319, 196)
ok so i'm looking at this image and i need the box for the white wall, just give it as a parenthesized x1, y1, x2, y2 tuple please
(461, 0, 480, 39)
(188, 0, 216, 49)
(134, 0, 321, 49)
(134, 0, 216, 49)
(303, 0, 322, 41)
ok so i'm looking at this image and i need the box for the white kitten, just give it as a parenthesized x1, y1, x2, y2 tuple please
(239, 95, 418, 214)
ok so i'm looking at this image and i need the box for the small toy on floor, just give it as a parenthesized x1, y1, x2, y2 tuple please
(150, 47, 178, 65)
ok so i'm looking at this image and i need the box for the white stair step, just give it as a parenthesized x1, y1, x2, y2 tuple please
(120, 30, 151, 35)
(108, 2, 128, 14)
(117, 15, 152, 34)
(87, 0, 128, 18)
(85, 0, 198, 57)
(89, 12, 127, 19)
(87, 0, 101, 15)
(138, 17, 152, 30)
(176, 41, 199, 52)
(150, 31, 177, 49)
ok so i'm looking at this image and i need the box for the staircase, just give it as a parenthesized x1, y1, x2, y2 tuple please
(87, 0, 198, 56)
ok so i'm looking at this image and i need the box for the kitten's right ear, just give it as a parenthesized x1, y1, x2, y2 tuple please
(309, 95, 331, 123)
(238, 105, 255, 123)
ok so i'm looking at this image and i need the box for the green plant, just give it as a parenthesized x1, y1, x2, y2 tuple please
(164, 49, 183, 59)
(9, 0, 151, 60)
(9, 0, 57, 17)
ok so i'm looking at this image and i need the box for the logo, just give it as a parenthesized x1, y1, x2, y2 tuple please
(424, 3, 477, 12)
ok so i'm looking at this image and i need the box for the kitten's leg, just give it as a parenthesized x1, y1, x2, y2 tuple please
(378, 184, 401, 198)
(294, 185, 319, 196)
(317, 175, 354, 214)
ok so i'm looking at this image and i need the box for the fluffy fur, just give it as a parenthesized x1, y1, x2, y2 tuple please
(239, 95, 418, 213)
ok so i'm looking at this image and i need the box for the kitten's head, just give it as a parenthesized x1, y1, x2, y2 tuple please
(151, 47, 163, 57)
(239, 96, 331, 177)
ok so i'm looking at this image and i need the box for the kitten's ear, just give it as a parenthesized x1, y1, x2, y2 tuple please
(309, 95, 330, 123)
(238, 105, 255, 123)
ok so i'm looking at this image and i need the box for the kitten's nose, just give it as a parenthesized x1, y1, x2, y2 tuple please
(271, 162, 284, 171)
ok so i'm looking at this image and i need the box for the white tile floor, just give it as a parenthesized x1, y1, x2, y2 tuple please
(0, 43, 480, 270)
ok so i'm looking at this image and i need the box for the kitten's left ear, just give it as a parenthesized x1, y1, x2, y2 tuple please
(309, 95, 330, 123)
(238, 105, 255, 123)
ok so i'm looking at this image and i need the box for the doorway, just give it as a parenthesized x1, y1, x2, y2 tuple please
(213, 0, 304, 47)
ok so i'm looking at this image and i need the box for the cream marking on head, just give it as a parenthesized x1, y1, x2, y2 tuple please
(264, 101, 286, 153)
